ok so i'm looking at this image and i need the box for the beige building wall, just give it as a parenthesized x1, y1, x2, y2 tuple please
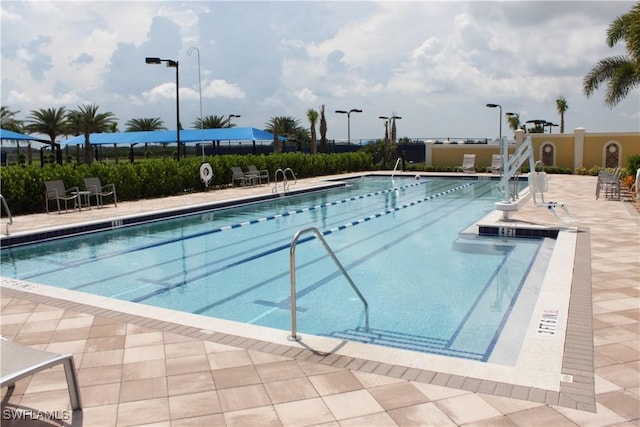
(425, 129, 640, 172)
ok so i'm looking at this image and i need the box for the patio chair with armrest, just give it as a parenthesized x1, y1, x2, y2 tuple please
(595, 167, 621, 200)
(245, 165, 270, 186)
(456, 154, 476, 173)
(84, 177, 117, 208)
(44, 180, 79, 214)
(486, 154, 502, 174)
(0, 336, 82, 410)
(231, 167, 250, 187)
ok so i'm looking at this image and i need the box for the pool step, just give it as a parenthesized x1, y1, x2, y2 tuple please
(321, 326, 483, 360)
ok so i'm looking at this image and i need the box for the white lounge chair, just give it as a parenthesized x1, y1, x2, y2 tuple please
(0, 337, 82, 410)
(486, 154, 502, 174)
(529, 170, 575, 223)
(456, 154, 476, 173)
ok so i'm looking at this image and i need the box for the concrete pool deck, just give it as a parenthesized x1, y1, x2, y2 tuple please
(1, 172, 638, 426)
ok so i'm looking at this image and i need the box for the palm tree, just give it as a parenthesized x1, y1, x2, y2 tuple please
(555, 97, 569, 133)
(307, 109, 318, 154)
(390, 111, 400, 145)
(265, 116, 302, 153)
(319, 105, 327, 153)
(25, 107, 67, 165)
(1, 106, 23, 132)
(125, 118, 167, 132)
(193, 115, 231, 129)
(66, 104, 117, 164)
(506, 112, 522, 135)
(583, 2, 640, 107)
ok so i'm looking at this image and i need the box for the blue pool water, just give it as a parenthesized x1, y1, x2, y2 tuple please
(1, 176, 543, 361)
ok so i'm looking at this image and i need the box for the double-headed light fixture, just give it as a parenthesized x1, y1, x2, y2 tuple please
(335, 108, 362, 144)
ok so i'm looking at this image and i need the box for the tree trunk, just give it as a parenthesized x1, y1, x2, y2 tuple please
(83, 133, 92, 164)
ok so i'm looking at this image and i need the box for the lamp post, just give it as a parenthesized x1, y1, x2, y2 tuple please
(485, 103, 502, 140)
(335, 108, 362, 144)
(187, 47, 204, 159)
(227, 114, 241, 127)
(146, 57, 181, 159)
(378, 115, 401, 167)
(487, 103, 504, 179)
(378, 115, 401, 143)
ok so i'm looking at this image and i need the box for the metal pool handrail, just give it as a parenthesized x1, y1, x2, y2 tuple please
(288, 226, 369, 341)
(273, 168, 297, 193)
(0, 194, 12, 236)
(391, 157, 402, 178)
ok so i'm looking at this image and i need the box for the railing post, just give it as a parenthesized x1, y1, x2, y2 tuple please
(289, 227, 369, 342)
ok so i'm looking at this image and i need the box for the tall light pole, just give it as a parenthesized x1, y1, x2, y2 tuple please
(378, 115, 402, 143)
(335, 108, 362, 144)
(485, 103, 502, 140)
(146, 57, 181, 159)
(378, 115, 401, 167)
(187, 47, 204, 159)
(227, 114, 241, 127)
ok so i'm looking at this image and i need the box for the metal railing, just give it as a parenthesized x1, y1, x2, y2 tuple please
(0, 194, 13, 236)
(288, 227, 369, 341)
(497, 136, 535, 201)
(273, 168, 297, 193)
(391, 158, 402, 178)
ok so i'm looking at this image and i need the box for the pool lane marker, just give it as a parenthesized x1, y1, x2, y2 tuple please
(21, 180, 435, 279)
(217, 180, 429, 231)
(211, 180, 472, 238)
(130, 181, 477, 303)
(322, 182, 475, 235)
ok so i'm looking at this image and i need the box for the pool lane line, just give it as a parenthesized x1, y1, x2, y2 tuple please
(195, 184, 488, 318)
(18, 179, 458, 284)
(23, 179, 476, 302)
(18, 180, 435, 280)
(39, 180, 448, 293)
(130, 181, 478, 304)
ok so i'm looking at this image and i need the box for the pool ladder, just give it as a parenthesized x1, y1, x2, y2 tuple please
(288, 227, 369, 341)
(391, 157, 402, 178)
(273, 168, 297, 194)
(0, 194, 12, 236)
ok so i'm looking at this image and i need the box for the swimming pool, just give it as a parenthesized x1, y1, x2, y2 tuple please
(1, 176, 545, 362)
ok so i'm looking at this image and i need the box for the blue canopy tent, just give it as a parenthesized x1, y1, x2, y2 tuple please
(0, 128, 49, 143)
(58, 127, 285, 160)
(1, 128, 52, 166)
(59, 127, 283, 146)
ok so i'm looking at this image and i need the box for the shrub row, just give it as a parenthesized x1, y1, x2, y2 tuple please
(1, 152, 373, 215)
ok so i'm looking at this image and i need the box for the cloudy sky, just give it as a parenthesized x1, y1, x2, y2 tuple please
(2, 1, 638, 142)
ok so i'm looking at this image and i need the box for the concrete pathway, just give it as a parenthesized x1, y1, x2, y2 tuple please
(1, 173, 638, 426)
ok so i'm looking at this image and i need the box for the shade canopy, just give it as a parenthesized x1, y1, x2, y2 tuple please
(59, 127, 284, 147)
(0, 128, 49, 143)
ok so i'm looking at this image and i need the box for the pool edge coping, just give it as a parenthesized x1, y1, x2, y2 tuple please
(0, 225, 595, 412)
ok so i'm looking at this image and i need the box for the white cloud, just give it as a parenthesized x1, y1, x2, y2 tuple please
(143, 83, 177, 102)
(202, 80, 246, 99)
(294, 88, 317, 103)
(1, 1, 637, 140)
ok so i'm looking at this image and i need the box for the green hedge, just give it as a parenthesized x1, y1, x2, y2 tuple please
(0, 152, 373, 215)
